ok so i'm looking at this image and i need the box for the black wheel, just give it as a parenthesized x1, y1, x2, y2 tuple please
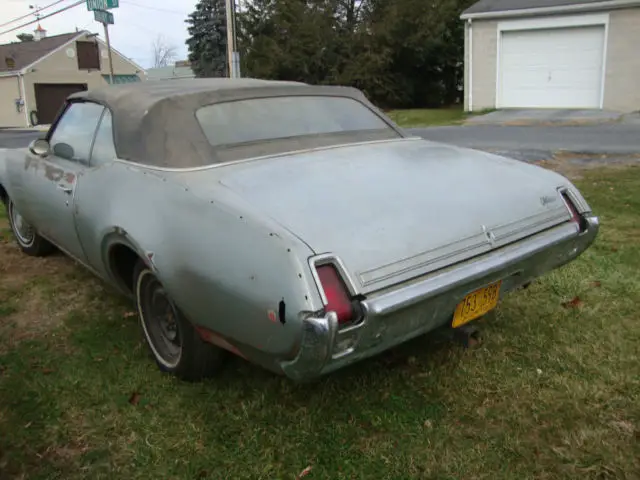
(6, 198, 54, 256)
(133, 261, 224, 381)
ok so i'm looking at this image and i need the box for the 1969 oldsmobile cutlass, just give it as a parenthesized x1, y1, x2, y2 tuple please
(0, 79, 599, 382)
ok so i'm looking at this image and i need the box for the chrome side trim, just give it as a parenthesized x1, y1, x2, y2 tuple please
(112, 138, 420, 173)
(358, 205, 570, 288)
(561, 185, 591, 214)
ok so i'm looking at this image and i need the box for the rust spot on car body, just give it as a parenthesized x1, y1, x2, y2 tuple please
(23, 156, 71, 184)
(44, 164, 64, 182)
(195, 325, 247, 359)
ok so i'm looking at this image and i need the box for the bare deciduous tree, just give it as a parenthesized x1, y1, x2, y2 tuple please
(152, 35, 177, 68)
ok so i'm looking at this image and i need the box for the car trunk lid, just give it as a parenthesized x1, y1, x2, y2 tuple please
(210, 139, 572, 293)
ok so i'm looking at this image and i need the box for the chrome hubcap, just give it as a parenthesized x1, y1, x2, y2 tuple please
(138, 271, 182, 368)
(10, 202, 35, 246)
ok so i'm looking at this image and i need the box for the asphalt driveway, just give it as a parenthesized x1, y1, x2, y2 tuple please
(0, 130, 41, 150)
(2, 123, 639, 161)
(408, 123, 640, 161)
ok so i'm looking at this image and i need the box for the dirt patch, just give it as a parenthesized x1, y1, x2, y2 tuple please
(0, 226, 97, 351)
(534, 153, 640, 180)
(0, 242, 77, 291)
(2, 286, 81, 345)
(499, 119, 620, 127)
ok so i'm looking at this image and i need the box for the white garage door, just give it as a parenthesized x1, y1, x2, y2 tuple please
(498, 25, 605, 108)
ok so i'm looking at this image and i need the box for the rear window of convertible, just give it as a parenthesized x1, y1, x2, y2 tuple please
(195, 95, 397, 148)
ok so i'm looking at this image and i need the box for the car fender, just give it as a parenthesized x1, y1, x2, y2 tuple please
(73, 161, 322, 360)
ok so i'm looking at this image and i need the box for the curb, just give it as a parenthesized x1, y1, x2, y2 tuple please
(0, 126, 49, 132)
(462, 118, 621, 127)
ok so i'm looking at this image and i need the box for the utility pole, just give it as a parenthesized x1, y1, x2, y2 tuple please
(225, 0, 234, 78)
(103, 22, 115, 84)
(225, 0, 240, 78)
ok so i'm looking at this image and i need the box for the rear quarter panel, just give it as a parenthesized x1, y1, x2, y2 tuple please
(74, 161, 323, 358)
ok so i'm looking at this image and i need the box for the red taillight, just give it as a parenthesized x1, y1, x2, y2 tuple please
(316, 264, 354, 325)
(562, 192, 585, 231)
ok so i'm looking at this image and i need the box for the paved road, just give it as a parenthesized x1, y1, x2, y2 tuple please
(2, 124, 639, 158)
(0, 130, 40, 149)
(409, 124, 640, 157)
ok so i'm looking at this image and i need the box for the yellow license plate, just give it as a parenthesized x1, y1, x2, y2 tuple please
(452, 281, 502, 328)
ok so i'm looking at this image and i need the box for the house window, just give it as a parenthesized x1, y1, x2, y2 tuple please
(76, 41, 101, 70)
(5, 57, 15, 69)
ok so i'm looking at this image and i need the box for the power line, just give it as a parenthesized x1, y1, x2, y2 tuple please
(0, 0, 84, 36)
(0, 0, 72, 29)
(124, 0, 187, 16)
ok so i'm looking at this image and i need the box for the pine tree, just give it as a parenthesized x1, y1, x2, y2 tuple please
(185, 0, 228, 78)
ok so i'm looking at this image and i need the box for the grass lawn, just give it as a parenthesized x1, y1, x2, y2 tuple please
(386, 107, 470, 127)
(1, 165, 639, 479)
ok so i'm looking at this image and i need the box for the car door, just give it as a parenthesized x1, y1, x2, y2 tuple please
(21, 100, 105, 262)
(72, 106, 119, 274)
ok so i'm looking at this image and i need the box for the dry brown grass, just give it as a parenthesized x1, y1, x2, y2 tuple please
(533, 152, 640, 180)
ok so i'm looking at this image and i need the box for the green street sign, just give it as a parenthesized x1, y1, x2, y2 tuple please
(86, 0, 119, 11)
(94, 9, 114, 24)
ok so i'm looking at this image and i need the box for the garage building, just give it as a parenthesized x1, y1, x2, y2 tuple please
(462, 0, 640, 111)
(0, 27, 145, 128)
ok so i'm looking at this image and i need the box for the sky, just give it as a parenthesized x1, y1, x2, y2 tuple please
(1, 0, 199, 68)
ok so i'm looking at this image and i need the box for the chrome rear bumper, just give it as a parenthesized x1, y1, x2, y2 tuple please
(280, 215, 599, 382)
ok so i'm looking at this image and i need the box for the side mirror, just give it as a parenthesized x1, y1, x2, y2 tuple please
(52, 142, 75, 160)
(28, 138, 50, 157)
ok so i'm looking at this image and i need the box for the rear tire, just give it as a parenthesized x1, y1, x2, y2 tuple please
(133, 261, 224, 381)
(6, 198, 55, 257)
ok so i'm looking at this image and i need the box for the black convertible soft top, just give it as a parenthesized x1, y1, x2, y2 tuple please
(67, 78, 401, 168)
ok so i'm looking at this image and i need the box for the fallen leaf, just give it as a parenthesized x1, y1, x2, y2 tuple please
(562, 296, 582, 308)
(123, 311, 137, 318)
(467, 336, 481, 348)
(197, 470, 208, 479)
(536, 368, 543, 375)
(590, 281, 602, 288)
(128, 392, 141, 406)
(611, 247, 618, 253)
(41, 368, 55, 375)
(297, 466, 313, 479)
(423, 419, 433, 429)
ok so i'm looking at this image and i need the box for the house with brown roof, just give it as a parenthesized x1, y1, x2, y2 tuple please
(0, 26, 145, 128)
(462, 0, 640, 111)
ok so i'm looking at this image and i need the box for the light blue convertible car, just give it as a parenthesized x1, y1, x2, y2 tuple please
(0, 78, 599, 381)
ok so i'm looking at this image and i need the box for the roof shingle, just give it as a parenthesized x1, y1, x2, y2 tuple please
(0, 32, 82, 73)
(463, 0, 617, 16)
